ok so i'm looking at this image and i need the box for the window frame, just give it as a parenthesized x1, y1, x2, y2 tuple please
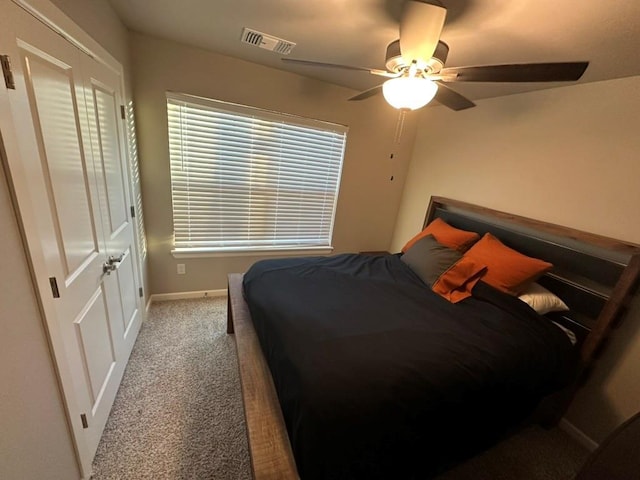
(166, 92, 348, 257)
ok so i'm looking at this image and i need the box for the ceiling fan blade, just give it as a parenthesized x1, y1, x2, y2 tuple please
(282, 58, 395, 77)
(434, 82, 475, 111)
(400, 1, 447, 64)
(440, 62, 589, 82)
(348, 85, 383, 102)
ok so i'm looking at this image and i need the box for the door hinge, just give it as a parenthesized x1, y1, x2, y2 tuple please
(120, 105, 126, 120)
(139, 287, 144, 298)
(1, 55, 16, 90)
(49, 277, 60, 298)
(130, 205, 135, 218)
(80, 413, 88, 429)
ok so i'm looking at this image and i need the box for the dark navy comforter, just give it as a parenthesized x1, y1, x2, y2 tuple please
(243, 253, 577, 479)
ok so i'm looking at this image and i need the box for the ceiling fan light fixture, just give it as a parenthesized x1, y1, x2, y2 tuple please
(382, 77, 438, 110)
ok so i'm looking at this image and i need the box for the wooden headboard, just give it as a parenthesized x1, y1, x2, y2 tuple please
(425, 196, 640, 367)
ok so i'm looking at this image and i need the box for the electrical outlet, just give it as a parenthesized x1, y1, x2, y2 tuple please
(177, 264, 186, 275)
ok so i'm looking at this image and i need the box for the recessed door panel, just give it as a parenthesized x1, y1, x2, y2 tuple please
(74, 288, 116, 408)
(91, 84, 128, 236)
(21, 49, 99, 279)
(117, 251, 138, 337)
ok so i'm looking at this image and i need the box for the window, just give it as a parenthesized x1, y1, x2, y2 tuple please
(167, 93, 347, 254)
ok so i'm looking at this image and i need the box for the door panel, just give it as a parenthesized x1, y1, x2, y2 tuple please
(92, 83, 128, 233)
(83, 56, 142, 354)
(117, 250, 139, 335)
(74, 287, 116, 406)
(13, 29, 116, 464)
(19, 45, 100, 278)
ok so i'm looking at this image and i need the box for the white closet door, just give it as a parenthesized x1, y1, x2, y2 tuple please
(82, 56, 142, 359)
(1, 2, 142, 474)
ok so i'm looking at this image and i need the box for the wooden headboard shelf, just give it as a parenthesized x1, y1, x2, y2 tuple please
(546, 270, 614, 298)
(580, 254, 640, 362)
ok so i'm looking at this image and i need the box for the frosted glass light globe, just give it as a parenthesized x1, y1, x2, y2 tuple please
(382, 77, 438, 110)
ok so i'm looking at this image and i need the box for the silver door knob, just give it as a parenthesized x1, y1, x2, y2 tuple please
(107, 253, 124, 265)
(103, 262, 117, 275)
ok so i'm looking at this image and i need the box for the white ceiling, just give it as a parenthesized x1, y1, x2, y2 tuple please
(108, 0, 640, 103)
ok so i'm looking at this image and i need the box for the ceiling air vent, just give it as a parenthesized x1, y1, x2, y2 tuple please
(241, 28, 296, 55)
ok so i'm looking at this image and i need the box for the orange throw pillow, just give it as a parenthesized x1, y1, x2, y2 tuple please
(402, 218, 480, 253)
(463, 233, 553, 295)
(432, 256, 487, 303)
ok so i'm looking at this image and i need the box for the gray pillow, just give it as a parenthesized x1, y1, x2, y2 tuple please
(401, 234, 462, 286)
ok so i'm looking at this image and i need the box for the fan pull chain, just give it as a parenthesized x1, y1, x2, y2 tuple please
(389, 109, 407, 181)
(394, 109, 406, 145)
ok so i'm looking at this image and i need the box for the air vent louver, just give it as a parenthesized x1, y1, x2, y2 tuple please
(241, 28, 296, 55)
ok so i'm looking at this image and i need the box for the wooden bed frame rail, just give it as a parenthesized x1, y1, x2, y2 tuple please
(227, 273, 299, 480)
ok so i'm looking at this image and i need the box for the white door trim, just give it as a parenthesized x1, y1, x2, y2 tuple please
(12, 0, 122, 73)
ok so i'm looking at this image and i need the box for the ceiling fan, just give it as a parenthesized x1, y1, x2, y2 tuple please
(282, 0, 589, 111)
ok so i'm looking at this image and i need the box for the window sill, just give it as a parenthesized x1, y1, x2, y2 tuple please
(171, 246, 334, 259)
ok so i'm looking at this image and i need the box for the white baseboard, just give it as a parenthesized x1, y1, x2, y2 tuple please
(559, 418, 599, 451)
(149, 289, 227, 303)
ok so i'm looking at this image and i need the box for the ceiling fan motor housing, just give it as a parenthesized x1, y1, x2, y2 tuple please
(385, 39, 449, 74)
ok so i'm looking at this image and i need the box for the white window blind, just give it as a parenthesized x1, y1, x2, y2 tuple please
(167, 93, 347, 253)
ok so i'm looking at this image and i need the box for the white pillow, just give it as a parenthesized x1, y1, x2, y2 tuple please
(518, 283, 569, 315)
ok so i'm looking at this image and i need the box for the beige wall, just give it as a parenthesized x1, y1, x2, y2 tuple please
(131, 32, 417, 294)
(49, 0, 129, 67)
(392, 75, 640, 443)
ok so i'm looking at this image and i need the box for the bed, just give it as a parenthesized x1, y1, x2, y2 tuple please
(227, 196, 640, 480)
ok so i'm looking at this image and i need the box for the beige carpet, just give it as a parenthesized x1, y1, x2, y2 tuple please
(91, 297, 251, 479)
(91, 297, 589, 479)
